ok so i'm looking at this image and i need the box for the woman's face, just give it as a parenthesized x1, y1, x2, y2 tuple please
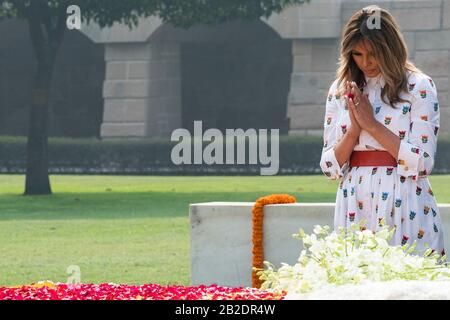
(351, 39, 381, 78)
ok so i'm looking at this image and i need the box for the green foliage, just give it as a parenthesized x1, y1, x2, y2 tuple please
(2, 135, 450, 175)
(0, 0, 310, 28)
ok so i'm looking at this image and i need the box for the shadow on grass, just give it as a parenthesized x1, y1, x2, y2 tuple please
(0, 191, 337, 221)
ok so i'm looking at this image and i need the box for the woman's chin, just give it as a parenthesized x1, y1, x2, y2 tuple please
(364, 70, 380, 78)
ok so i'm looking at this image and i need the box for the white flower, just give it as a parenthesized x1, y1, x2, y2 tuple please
(258, 224, 450, 296)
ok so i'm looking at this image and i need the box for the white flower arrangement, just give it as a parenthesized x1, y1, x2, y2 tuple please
(257, 222, 450, 298)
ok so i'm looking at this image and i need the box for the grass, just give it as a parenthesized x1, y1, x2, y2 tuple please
(0, 174, 449, 287)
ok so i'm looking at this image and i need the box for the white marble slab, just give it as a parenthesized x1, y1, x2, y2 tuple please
(190, 202, 450, 287)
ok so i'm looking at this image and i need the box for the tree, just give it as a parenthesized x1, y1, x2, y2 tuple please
(0, 0, 309, 195)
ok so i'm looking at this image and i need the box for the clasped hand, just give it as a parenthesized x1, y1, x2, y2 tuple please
(344, 81, 378, 137)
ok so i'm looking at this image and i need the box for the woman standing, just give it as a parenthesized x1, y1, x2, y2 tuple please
(320, 5, 445, 256)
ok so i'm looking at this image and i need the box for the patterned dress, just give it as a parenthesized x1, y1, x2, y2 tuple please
(320, 71, 445, 256)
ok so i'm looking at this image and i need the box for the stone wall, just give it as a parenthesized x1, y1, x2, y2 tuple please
(101, 43, 152, 137)
(100, 20, 292, 137)
(3, 1, 447, 139)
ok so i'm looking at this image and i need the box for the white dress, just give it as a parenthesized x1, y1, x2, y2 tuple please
(320, 71, 445, 256)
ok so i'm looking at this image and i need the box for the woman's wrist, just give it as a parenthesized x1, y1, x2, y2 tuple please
(347, 127, 361, 140)
(364, 119, 378, 135)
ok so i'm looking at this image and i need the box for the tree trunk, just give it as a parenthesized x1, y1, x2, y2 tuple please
(23, 1, 65, 195)
(24, 60, 53, 195)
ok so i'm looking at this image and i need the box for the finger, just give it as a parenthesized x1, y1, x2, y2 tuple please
(351, 82, 361, 94)
(348, 104, 356, 121)
(363, 93, 370, 103)
(348, 98, 358, 115)
(345, 81, 351, 95)
(348, 101, 361, 127)
(351, 82, 363, 100)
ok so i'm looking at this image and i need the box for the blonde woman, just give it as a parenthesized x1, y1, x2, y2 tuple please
(320, 5, 444, 256)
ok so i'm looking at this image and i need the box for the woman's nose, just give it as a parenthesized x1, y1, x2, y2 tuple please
(362, 56, 371, 68)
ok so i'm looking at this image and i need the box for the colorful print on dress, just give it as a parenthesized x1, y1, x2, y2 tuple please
(416, 186, 422, 196)
(418, 229, 425, 239)
(419, 90, 427, 99)
(409, 211, 416, 220)
(432, 208, 437, 217)
(384, 116, 392, 125)
(408, 83, 415, 91)
(421, 135, 428, 143)
(399, 131, 406, 139)
(348, 212, 356, 222)
(424, 206, 430, 215)
(382, 192, 389, 201)
(386, 168, 394, 175)
(402, 235, 409, 245)
(402, 105, 410, 115)
(375, 106, 382, 114)
(395, 199, 402, 207)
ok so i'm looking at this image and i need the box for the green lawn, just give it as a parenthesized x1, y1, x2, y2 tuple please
(0, 174, 449, 287)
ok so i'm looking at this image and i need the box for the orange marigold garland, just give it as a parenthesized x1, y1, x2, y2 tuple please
(252, 194, 296, 288)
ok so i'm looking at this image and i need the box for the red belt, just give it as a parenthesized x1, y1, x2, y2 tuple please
(350, 151, 397, 167)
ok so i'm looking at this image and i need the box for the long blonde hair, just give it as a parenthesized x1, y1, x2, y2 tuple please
(336, 5, 421, 106)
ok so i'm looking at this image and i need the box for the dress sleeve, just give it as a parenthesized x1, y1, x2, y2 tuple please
(319, 80, 349, 180)
(397, 75, 440, 178)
